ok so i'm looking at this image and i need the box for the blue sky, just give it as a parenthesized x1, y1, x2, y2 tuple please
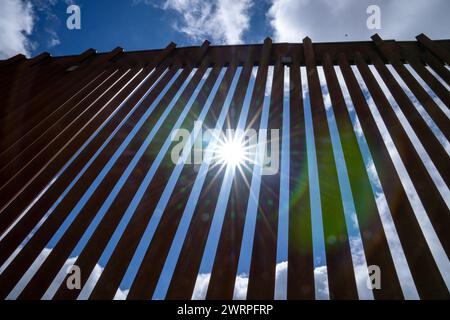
(24, 0, 270, 56)
(1, 0, 450, 59)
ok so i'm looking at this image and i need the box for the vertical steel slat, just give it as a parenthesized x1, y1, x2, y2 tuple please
(19, 61, 223, 300)
(0, 68, 146, 299)
(126, 63, 239, 299)
(0, 57, 174, 244)
(0, 54, 173, 254)
(0, 54, 26, 85)
(28, 52, 51, 65)
(0, 46, 171, 169)
(0, 68, 126, 180)
(0, 48, 99, 123)
(246, 59, 284, 299)
(0, 36, 448, 300)
(322, 53, 403, 299)
(117, 64, 227, 298)
(354, 52, 450, 298)
(303, 37, 358, 299)
(0, 50, 116, 151)
(399, 44, 450, 109)
(165, 38, 272, 300)
(361, 51, 450, 256)
(0, 64, 107, 135)
(0, 48, 119, 147)
(0, 54, 25, 69)
(159, 92, 238, 299)
(339, 53, 448, 299)
(0, 48, 91, 93)
(372, 35, 450, 139)
(88, 47, 212, 299)
(204, 43, 270, 300)
(0, 64, 180, 299)
(47, 66, 181, 301)
(122, 57, 252, 300)
(0, 49, 125, 167)
(0, 52, 60, 103)
(421, 51, 450, 86)
(338, 54, 434, 299)
(0, 52, 52, 105)
(2, 48, 96, 98)
(0, 52, 121, 155)
(416, 33, 450, 66)
(286, 59, 314, 300)
(0, 55, 76, 111)
(85, 62, 215, 299)
(203, 62, 259, 300)
(0, 69, 119, 169)
(0, 49, 95, 100)
(0, 67, 141, 212)
(371, 40, 450, 185)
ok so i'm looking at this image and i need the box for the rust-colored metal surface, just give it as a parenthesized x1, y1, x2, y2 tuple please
(0, 34, 449, 300)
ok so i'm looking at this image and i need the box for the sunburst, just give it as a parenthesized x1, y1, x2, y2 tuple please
(209, 130, 255, 174)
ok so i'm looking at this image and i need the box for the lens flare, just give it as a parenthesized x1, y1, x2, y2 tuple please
(217, 138, 246, 166)
(210, 131, 254, 173)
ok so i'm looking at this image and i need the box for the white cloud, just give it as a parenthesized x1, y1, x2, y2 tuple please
(190, 262, 288, 300)
(313, 265, 329, 299)
(162, 0, 253, 44)
(0, 0, 35, 59)
(42, 255, 77, 299)
(191, 273, 211, 300)
(113, 287, 129, 300)
(267, 0, 450, 42)
(274, 261, 287, 299)
(47, 29, 60, 48)
(232, 273, 249, 299)
(78, 263, 104, 299)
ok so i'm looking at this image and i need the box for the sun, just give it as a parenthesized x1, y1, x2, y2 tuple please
(212, 132, 251, 169)
(218, 138, 245, 166)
